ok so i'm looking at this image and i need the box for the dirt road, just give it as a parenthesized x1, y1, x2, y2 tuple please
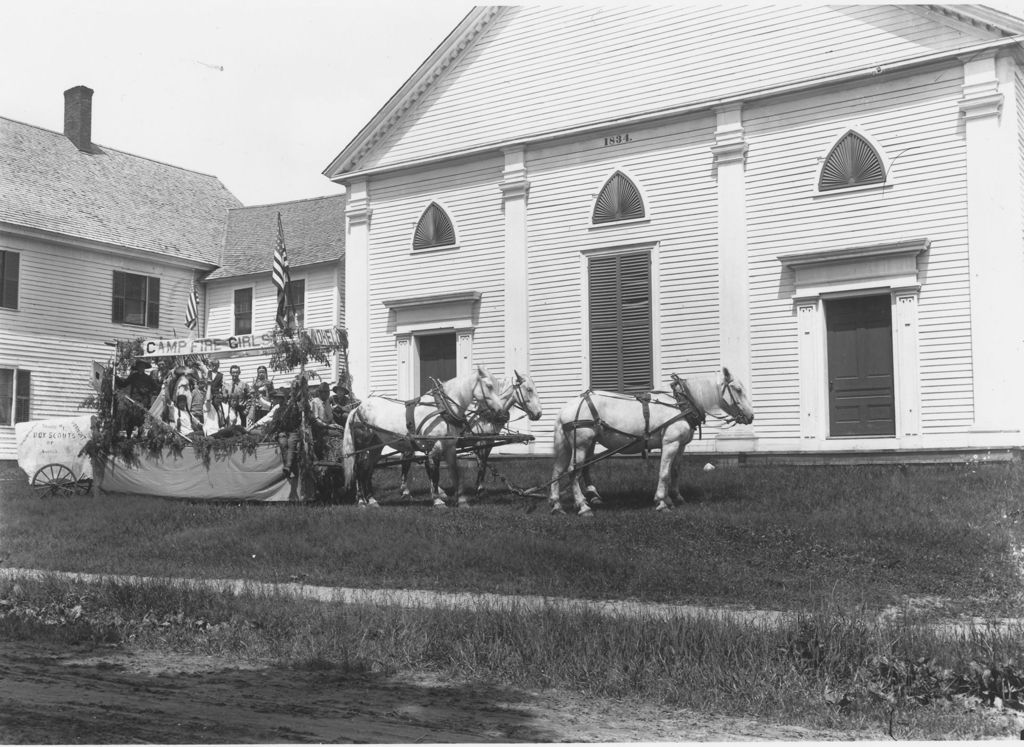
(0, 638, 853, 743)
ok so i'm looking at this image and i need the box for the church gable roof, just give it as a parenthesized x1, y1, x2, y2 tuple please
(0, 116, 241, 264)
(206, 194, 346, 281)
(325, 4, 1023, 180)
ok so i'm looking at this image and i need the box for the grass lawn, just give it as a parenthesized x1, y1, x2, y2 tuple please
(3, 456, 1024, 740)
(2, 457, 1022, 618)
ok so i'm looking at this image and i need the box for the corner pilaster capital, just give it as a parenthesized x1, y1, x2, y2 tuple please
(500, 145, 531, 200)
(711, 103, 748, 166)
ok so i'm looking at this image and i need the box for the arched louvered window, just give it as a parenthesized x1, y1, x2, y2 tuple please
(413, 202, 456, 250)
(818, 131, 886, 192)
(592, 171, 645, 224)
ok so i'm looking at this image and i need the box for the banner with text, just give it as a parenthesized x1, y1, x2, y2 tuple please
(139, 327, 346, 358)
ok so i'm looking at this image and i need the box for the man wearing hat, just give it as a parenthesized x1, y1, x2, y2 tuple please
(116, 359, 160, 409)
(328, 381, 354, 425)
(311, 382, 334, 426)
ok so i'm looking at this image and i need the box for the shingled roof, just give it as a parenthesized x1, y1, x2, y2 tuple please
(206, 194, 346, 281)
(0, 116, 241, 265)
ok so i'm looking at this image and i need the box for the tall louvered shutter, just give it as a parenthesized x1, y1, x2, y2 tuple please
(589, 252, 653, 394)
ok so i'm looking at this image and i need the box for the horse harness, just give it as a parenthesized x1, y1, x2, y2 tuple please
(562, 376, 707, 458)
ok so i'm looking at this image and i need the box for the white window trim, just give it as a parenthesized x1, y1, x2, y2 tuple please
(233, 284, 256, 336)
(811, 126, 896, 198)
(579, 242, 661, 391)
(781, 239, 928, 444)
(0, 365, 29, 427)
(383, 291, 481, 400)
(0, 249, 20, 312)
(588, 167, 652, 229)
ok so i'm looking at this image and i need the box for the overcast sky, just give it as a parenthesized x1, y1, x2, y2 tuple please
(1, 0, 473, 206)
(4, 2, 1024, 207)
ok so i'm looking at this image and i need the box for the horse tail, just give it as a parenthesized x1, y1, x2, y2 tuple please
(341, 406, 359, 491)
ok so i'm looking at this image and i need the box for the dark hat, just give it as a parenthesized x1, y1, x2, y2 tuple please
(132, 359, 152, 370)
(273, 387, 291, 399)
(317, 382, 330, 391)
(331, 382, 349, 393)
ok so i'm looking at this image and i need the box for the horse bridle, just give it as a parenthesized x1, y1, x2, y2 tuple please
(718, 379, 749, 426)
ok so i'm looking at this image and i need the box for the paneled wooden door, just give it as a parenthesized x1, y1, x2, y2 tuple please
(418, 333, 457, 395)
(825, 295, 896, 437)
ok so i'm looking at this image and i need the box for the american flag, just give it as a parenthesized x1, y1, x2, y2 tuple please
(184, 283, 198, 331)
(272, 212, 293, 331)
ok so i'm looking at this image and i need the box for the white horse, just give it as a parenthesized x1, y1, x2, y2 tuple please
(399, 370, 544, 500)
(549, 367, 754, 515)
(341, 365, 505, 508)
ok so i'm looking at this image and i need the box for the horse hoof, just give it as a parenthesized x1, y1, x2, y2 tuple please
(550, 505, 566, 515)
(367, 498, 380, 508)
(578, 506, 594, 517)
(655, 501, 672, 512)
(433, 500, 448, 509)
(458, 500, 472, 508)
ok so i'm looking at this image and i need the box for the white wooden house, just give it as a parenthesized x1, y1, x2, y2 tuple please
(203, 195, 347, 388)
(0, 86, 241, 460)
(324, 5, 1024, 460)
(0, 87, 345, 461)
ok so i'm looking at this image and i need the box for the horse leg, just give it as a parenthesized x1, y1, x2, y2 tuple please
(549, 423, 571, 514)
(427, 444, 449, 508)
(655, 436, 686, 512)
(399, 454, 414, 500)
(581, 445, 603, 505)
(357, 447, 381, 508)
(568, 433, 595, 516)
(474, 445, 491, 497)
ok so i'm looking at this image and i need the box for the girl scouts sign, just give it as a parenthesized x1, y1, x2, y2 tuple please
(140, 327, 346, 358)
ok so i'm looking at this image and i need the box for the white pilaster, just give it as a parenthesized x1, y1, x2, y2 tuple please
(345, 179, 371, 399)
(960, 52, 1024, 433)
(796, 300, 825, 442)
(893, 292, 921, 441)
(500, 146, 530, 377)
(712, 104, 755, 442)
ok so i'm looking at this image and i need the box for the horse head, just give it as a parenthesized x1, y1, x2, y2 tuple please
(457, 365, 504, 414)
(718, 367, 754, 425)
(510, 369, 543, 421)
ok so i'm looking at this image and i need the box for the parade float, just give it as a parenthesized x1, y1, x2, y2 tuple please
(17, 327, 351, 502)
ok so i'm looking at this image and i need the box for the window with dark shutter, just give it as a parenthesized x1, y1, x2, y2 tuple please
(589, 251, 653, 394)
(413, 203, 457, 250)
(112, 271, 160, 328)
(0, 251, 19, 309)
(818, 131, 885, 192)
(592, 171, 645, 224)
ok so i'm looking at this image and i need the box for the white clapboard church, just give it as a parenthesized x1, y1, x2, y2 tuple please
(324, 4, 1024, 461)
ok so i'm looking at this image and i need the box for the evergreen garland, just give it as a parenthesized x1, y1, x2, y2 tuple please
(81, 328, 349, 498)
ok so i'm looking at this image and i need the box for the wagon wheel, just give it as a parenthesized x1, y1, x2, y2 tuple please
(31, 463, 78, 498)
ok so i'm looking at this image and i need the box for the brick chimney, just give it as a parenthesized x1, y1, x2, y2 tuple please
(63, 85, 94, 152)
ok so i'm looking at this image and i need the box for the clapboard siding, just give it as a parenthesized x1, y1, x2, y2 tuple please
(524, 115, 721, 439)
(362, 5, 998, 171)
(364, 156, 506, 396)
(0, 233, 206, 459)
(742, 63, 971, 439)
(203, 266, 339, 385)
